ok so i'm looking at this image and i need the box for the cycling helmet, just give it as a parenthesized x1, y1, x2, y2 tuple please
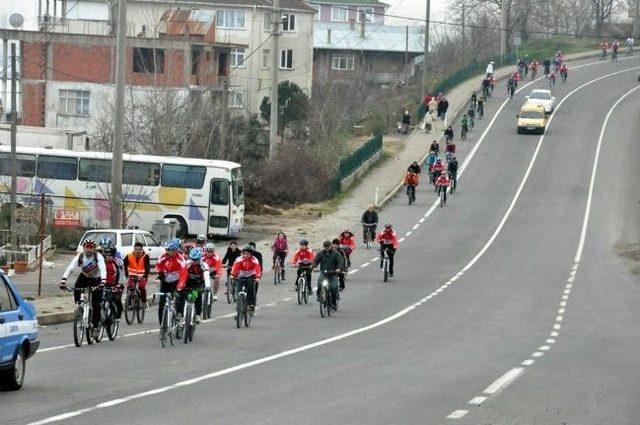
(196, 234, 207, 243)
(99, 237, 112, 246)
(384, 223, 392, 229)
(165, 239, 180, 251)
(204, 242, 215, 252)
(300, 239, 309, 246)
(103, 246, 117, 257)
(189, 247, 203, 261)
(242, 244, 253, 252)
(82, 238, 96, 248)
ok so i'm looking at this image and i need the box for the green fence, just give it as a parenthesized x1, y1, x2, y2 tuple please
(330, 135, 383, 194)
(418, 53, 517, 119)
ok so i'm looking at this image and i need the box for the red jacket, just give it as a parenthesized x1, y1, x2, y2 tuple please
(291, 247, 315, 266)
(446, 143, 456, 153)
(105, 259, 119, 287)
(231, 256, 262, 279)
(404, 172, 419, 186)
(436, 175, 451, 187)
(203, 253, 223, 277)
(339, 234, 356, 252)
(432, 161, 445, 173)
(156, 252, 187, 287)
(376, 229, 399, 249)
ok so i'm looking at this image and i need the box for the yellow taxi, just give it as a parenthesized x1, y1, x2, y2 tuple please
(516, 103, 548, 134)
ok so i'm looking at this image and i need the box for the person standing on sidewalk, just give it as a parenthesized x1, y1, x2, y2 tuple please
(438, 97, 449, 121)
(401, 110, 411, 134)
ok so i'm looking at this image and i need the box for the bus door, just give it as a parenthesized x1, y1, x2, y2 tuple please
(207, 178, 231, 236)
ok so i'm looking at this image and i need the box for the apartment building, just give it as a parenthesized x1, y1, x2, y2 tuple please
(36, 0, 316, 115)
(307, 0, 387, 24)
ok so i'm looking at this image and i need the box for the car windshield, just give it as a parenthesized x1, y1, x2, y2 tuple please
(81, 232, 117, 246)
(521, 111, 544, 119)
(530, 92, 551, 100)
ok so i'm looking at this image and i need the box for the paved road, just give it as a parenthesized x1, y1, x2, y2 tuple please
(4, 56, 640, 425)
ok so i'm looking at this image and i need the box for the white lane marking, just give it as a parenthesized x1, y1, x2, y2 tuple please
(569, 270, 577, 277)
(553, 324, 561, 330)
(567, 276, 575, 282)
(40, 344, 75, 353)
(282, 297, 293, 302)
(450, 276, 459, 282)
(539, 346, 550, 351)
(483, 368, 524, 394)
(456, 272, 463, 277)
(468, 396, 487, 405)
(263, 303, 276, 307)
(546, 339, 556, 344)
(361, 262, 370, 268)
(572, 264, 579, 271)
(565, 283, 573, 289)
(562, 295, 569, 300)
(398, 237, 405, 242)
(405, 231, 412, 236)
(348, 269, 358, 275)
(419, 218, 425, 223)
(558, 308, 565, 314)
(564, 289, 571, 294)
(574, 84, 640, 262)
(550, 331, 559, 337)
(371, 256, 379, 261)
(447, 410, 469, 419)
(521, 359, 535, 366)
(412, 224, 420, 230)
(436, 288, 443, 293)
(532, 352, 544, 358)
(560, 301, 567, 307)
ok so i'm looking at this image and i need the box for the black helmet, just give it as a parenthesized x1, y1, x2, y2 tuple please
(242, 244, 253, 252)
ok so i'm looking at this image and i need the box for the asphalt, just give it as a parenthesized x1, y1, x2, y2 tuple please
(3, 55, 640, 425)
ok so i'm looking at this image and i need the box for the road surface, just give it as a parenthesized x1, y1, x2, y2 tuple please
(4, 55, 640, 425)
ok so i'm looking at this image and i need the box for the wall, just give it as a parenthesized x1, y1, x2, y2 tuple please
(315, 4, 385, 24)
(0, 124, 87, 150)
(314, 49, 418, 84)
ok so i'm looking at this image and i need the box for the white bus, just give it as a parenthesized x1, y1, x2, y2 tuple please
(0, 146, 244, 237)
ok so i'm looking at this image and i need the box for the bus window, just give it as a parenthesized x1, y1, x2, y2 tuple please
(37, 155, 78, 180)
(123, 161, 160, 186)
(231, 169, 244, 206)
(161, 164, 206, 189)
(210, 179, 229, 205)
(209, 216, 229, 228)
(0, 153, 36, 177)
(79, 158, 112, 182)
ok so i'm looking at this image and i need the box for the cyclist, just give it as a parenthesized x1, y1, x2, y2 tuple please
(625, 37, 634, 55)
(291, 239, 314, 294)
(429, 140, 440, 155)
(530, 60, 539, 79)
(460, 115, 469, 140)
(548, 71, 556, 88)
(507, 75, 516, 99)
(338, 229, 356, 269)
(426, 150, 438, 168)
(123, 241, 150, 307)
(361, 204, 379, 244)
(477, 96, 485, 118)
(313, 241, 343, 307)
(543, 57, 551, 75)
(155, 239, 187, 324)
(376, 224, 399, 278)
(103, 246, 123, 320)
(203, 243, 222, 302)
(222, 241, 242, 284)
(404, 170, 419, 202)
(246, 242, 263, 303)
(448, 155, 459, 193)
(59, 238, 107, 336)
(485, 60, 494, 77)
(230, 245, 262, 312)
(98, 237, 123, 269)
(332, 239, 349, 291)
(481, 77, 491, 98)
(600, 40, 608, 58)
(470, 91, 477, 108)
(435, 169, 451, 205)
(467, 105, 476, 128)
(443, 125, 454, 142)
(407, 161, 421, 175)
(176, 247, 210, 324)
(445, 139, 456, 162)
(431, 158, 446, 186)
(612, 39, 619, 60)
(271, 231, 288, 282)
(559, 63, 568, 83)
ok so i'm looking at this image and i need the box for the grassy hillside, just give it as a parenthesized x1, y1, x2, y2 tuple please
(518, 36, 597, 60)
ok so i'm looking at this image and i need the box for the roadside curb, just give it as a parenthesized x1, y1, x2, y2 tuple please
(376, 50, 599, 209)
(38, 311, 74, 325)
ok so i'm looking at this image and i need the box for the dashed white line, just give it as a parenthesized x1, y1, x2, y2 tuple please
(419, 218, 426, 223)
(539, 346, 550, 351)
(556, 316, 563, 322)
(412, 224, 420, 230)
(483, 368, 524, 394)
(468, 396, 487, 405)
(550, 331, 559, 337)
(348, 269, 358, 275)
(398, 237, 405, 242)
(405, 231, 412, 236)
(531, 352, 544, 358)
(361, 262, 370, 268)
(546, 339, 556, 344)
(282, 297, 293, 302)
(446, 410, 469, 419)
(263, 303, 276, 307)
(558, 308, 565, 314)
(521, 359, 535, 366)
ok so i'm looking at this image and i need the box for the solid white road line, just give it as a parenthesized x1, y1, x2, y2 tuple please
(483, 368, 524, 394)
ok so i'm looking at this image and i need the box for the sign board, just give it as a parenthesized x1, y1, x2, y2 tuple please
(54, 208, 80, 228)
(513, 35, 522, 46)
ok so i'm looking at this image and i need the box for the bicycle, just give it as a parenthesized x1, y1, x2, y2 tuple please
(461, 124, 468, 140)
(561, 71, 567, 84)
(181, 287, 204, 343)
(381, 246, 391, 283)
(600, 49, 607, 60)
(362, 223, 376, 249)
(224, 267, 236, 304)
(156, 291, 179, 347)
(318, 270, 337, 318)
(296, 265, 312, 305)
(201, 286, 213, 320)
(406, 184, 416, 205)
(65, 286, 99, 347)
(477, 104, 484, 119)
(273, 257, 284, 285)
(449, 172, 457, 194)
(95, 286, 121, 342)
(234, 278, 254, 328)
(124, 276, 146, 325)
(438, 185, 447, 207)
(611, 50, 618, 61)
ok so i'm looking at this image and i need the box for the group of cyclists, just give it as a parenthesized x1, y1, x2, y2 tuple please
(600, 38, 635, 60)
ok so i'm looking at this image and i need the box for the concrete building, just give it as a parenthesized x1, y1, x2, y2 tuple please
(307, 0, 387, 24)
(33, 0, 316, 116)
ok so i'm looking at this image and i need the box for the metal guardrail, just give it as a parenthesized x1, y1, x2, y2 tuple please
(331, 135, 383, 195)
(0, 234, 52, 266)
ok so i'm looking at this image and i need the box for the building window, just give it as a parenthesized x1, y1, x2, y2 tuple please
(264, 12, 273, 31)
(282, 13, 296, 31)
(331, 6, 347, 22)
(133, 47, 165, 73)
(332, 54, 355, 70)
(229, 88, 244, 108)
(357, 7, 374, 22)
(262, 49, 269, 69)
(216, 9, 245, 29)
(230, 48, 245, 68)
(59, 90, 90, 117)
(280, 49, 293, 69)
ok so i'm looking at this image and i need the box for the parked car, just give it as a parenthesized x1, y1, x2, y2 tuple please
(517, 103, 548, 134)
(525, 89, 556, 113)
(76, 229, 165, 267)
(0, 271, 39, 390)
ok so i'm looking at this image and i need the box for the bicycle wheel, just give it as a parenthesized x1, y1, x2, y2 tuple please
(205, 291, 213, 319)
(73, 307, 85, 347)
(183, 304, 192, 344)
(303, 278, 309, 304)
(226, 278, 232, 304)
(202, 292, 210, 320)
(169, 311, 176, 346)
(107, 304, 119, 341)
(94, 317, 104, 343)
(86, 306, 94, 345)
(383, 259, 389, 283)
(244, 304, 252, 328)
(160, 308, 169, 348)
(440, 191, 444, 208)
(319, 287, 327, 318)
(326, 290, 332, 317)
(136, 297, 146, 324)
(124, 293, 135, 325)
(236, 295, 244, 328)
(297, 276, 305, 305)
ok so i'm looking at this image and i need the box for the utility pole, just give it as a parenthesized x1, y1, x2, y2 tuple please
(421, 0, 430, 100)
(111, 0, 126, 229)
(404, 25, 409, 83)
(269, 0, 280, 159)
(461, 3, 466, 64)
(9, 43, 17, 249)
(634, 0, 640, 39)
(500, 0, 507, 57)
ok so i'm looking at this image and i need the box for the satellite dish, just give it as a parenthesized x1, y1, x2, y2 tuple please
(9, 13, 24, 29)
